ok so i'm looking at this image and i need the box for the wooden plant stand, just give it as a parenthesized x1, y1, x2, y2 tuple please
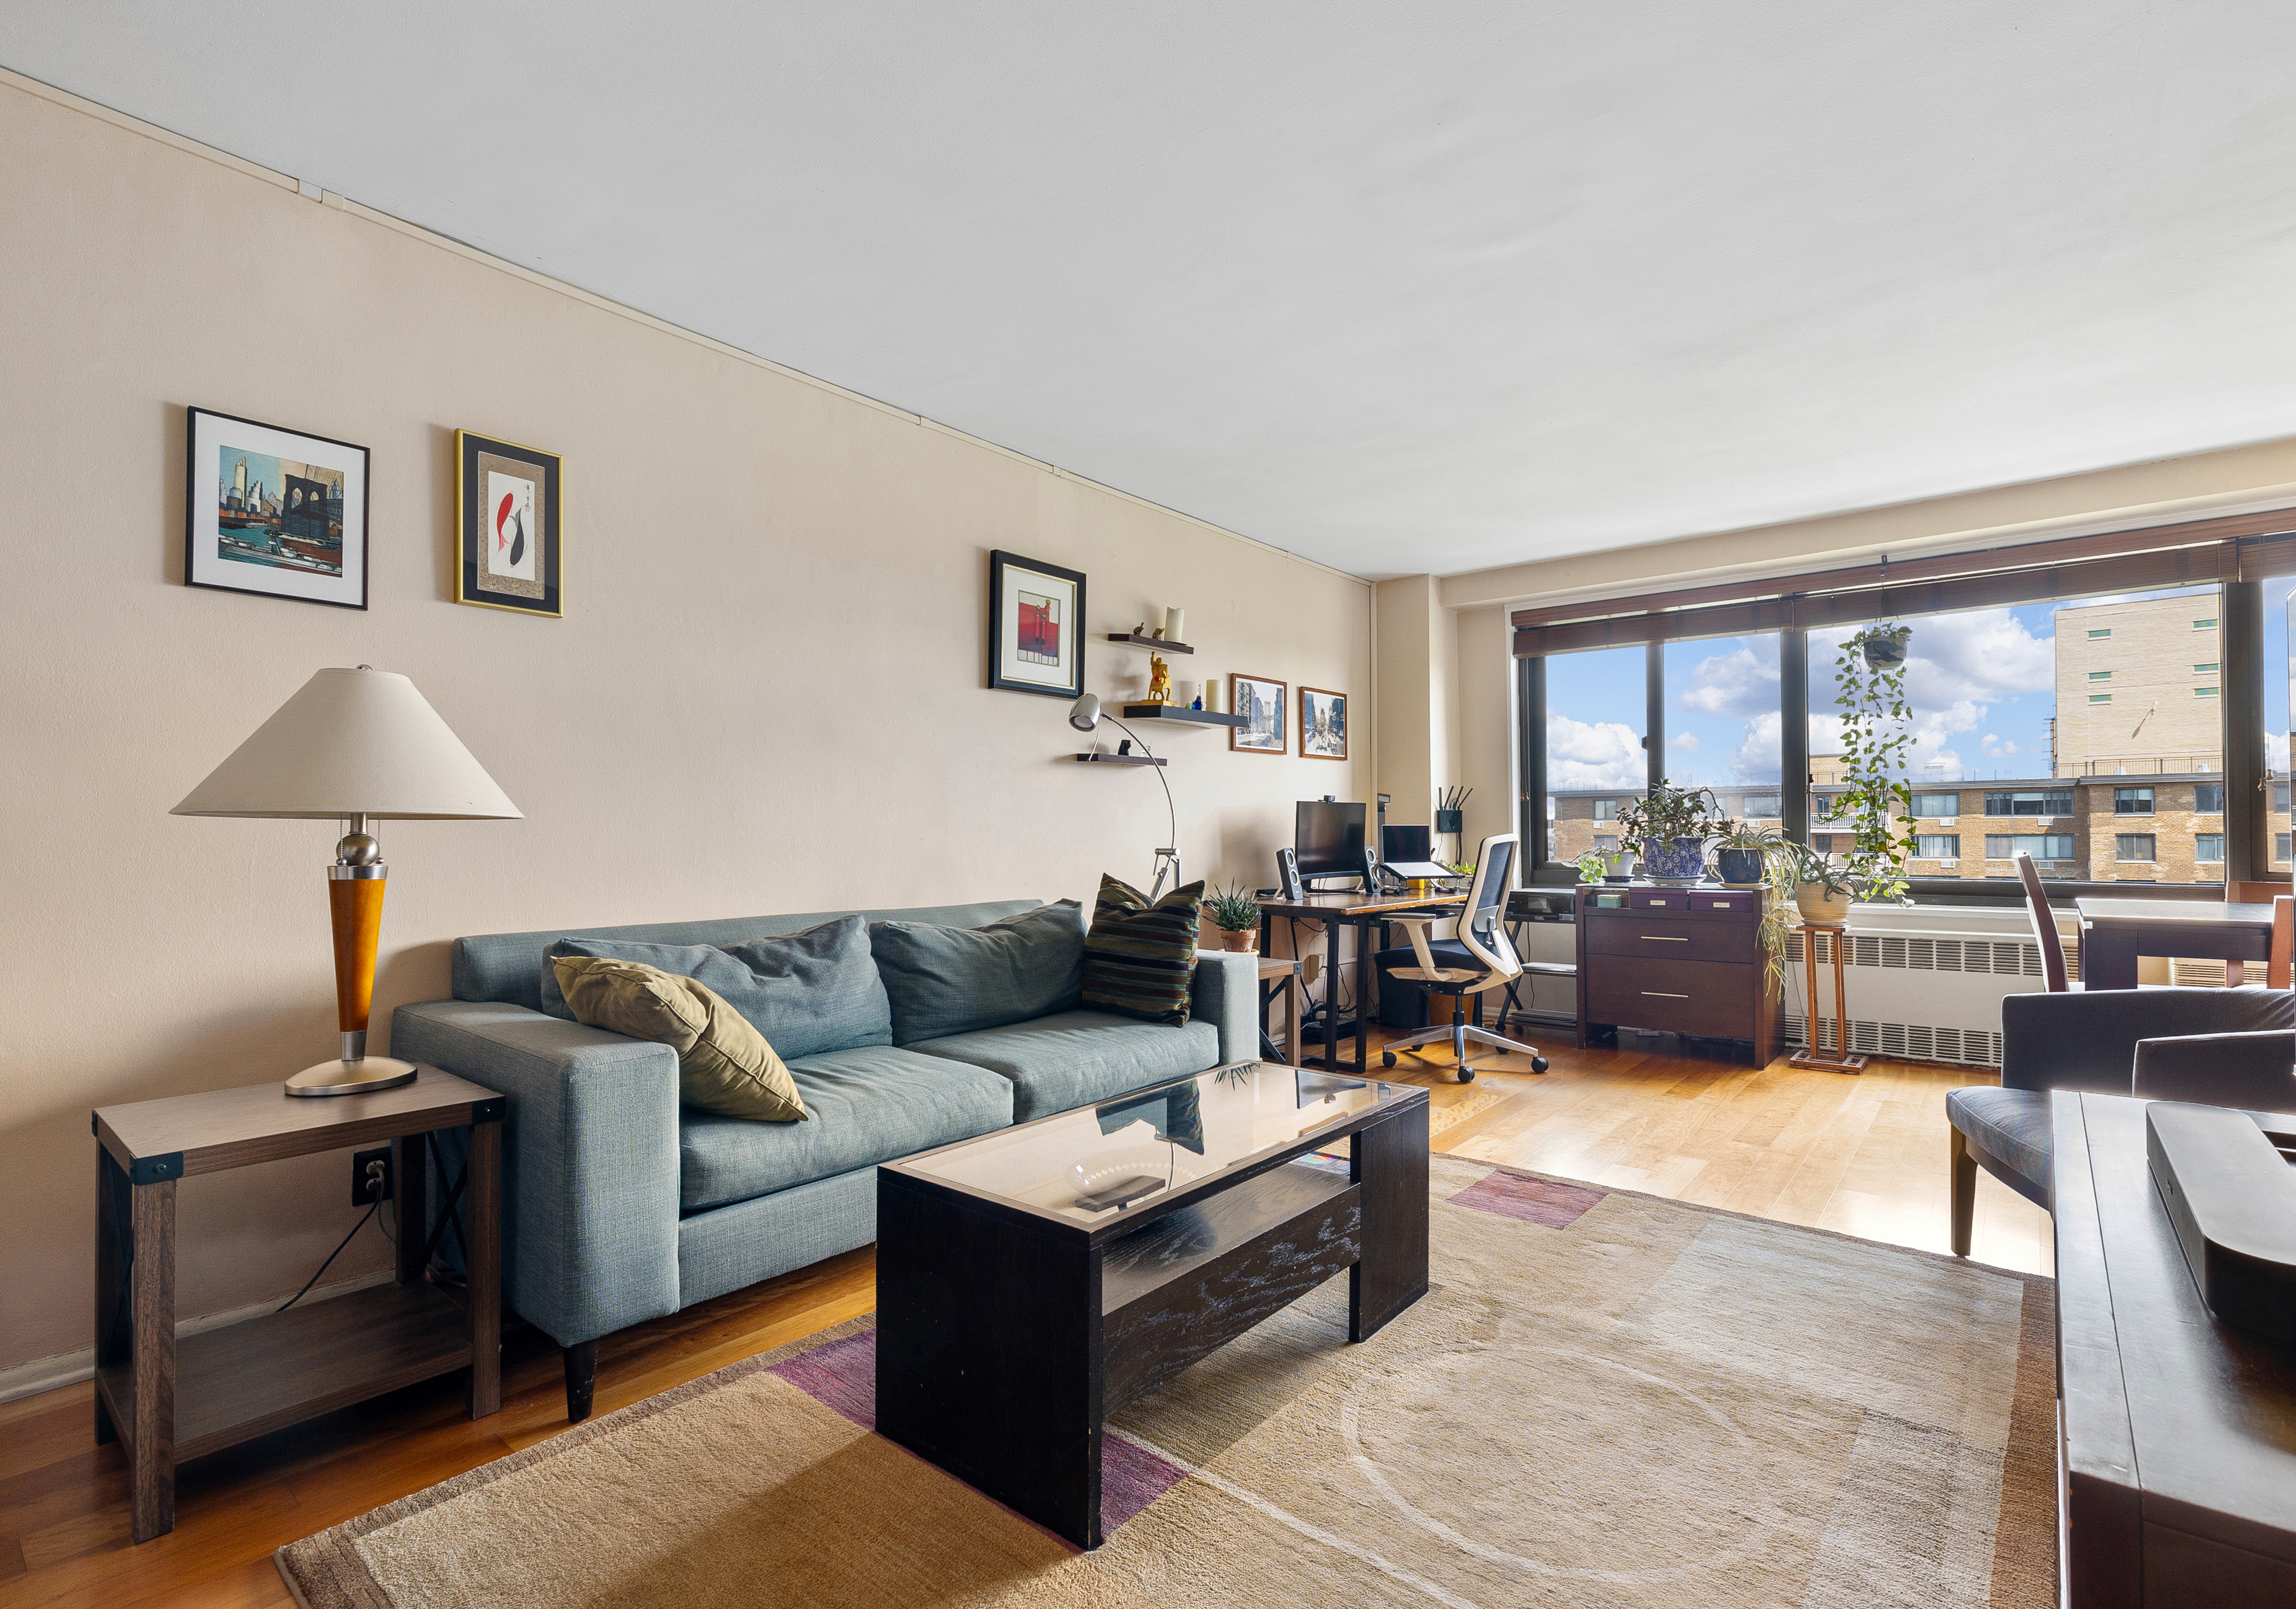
(91, 1070, 504, 1542)
(1787, 921, 1866, 1073)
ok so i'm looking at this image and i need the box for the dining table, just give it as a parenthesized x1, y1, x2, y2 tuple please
(2072, 897, 2277, 990)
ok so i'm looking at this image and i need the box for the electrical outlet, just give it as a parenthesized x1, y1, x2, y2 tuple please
(352, 1146, 394, 1206)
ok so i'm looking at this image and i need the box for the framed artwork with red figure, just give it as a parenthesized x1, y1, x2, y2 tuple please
(456, 431, 562, 616)
(988, 549, 1086, 698)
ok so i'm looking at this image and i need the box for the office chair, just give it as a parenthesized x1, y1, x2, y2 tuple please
(1380, 832, 1551, 1083)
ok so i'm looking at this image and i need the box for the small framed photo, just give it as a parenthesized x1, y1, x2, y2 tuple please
(1300, 687, 1348, 760)
(184, 408, 370, 609)
(457, 431, 562, 616)
(988, 549, 1086, 698)
(1231, 674, 1287, 754)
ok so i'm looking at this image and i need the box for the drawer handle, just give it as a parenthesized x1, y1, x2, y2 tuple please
(1710, 901, 1731, 908)
(1648, 899, 1669, 906)
(1642, 990, 1690, 998)
(1639, 935, 1690, 942)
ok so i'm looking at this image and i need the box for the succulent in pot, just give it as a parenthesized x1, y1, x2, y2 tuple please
(1203, 882, 1264, 952)
(1616, 780, 1727, 886)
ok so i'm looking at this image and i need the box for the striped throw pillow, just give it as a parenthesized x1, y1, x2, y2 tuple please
(1081, 875, 1204, 1024)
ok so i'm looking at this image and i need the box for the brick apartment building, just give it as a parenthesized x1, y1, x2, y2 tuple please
(1546, 594, 2292, 882)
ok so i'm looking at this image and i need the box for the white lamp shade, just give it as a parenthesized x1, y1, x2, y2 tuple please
(172, 666, 522, 820)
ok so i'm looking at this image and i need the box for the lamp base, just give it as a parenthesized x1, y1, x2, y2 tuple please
(285, 1056, 419, 1098)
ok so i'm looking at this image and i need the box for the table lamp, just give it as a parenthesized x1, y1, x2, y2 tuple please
(173, 665, 522, 1097)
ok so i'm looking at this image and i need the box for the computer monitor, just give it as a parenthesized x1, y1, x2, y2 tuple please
(1381, 824, 1431, 864)
(1295, 800, 1368, 880)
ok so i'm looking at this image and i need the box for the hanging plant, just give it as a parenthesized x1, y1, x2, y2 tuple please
(1861, 623, 1911, 669)
(1830, 624, 1919, 904)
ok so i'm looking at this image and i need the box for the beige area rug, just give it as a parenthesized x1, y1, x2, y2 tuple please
(279, 1156, 2056, 1609)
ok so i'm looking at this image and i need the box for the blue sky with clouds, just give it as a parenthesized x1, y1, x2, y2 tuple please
(1546, 585, 2251, 794)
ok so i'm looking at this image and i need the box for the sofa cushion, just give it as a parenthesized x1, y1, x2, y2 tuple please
(1947, 1086, 2053, 1208)
(678, 1045, 1013, 1212)
(1082, 876, 1205, 1024)
(909, 1008, 1220, 1122)
(455, 900, 1040, 1012)
(872, 901, 1084, 1046)
(537, 916, 892, 1058)
(553, 955, 807, 1123)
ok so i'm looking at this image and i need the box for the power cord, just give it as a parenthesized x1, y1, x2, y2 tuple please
(277, 1201, 381, 1314)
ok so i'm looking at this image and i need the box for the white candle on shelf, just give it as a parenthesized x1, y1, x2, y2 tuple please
(1203, 680, 1220, 712)
(1164, 606, 1186, 644)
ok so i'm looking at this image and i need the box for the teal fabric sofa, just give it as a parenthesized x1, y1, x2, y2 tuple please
(392, 899, 1256, 1418)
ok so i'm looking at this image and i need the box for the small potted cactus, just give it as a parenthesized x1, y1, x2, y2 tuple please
(1204, 883, 1265, 952)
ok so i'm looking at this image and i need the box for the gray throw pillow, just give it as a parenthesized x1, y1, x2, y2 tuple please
(870, 901, 1084, 1045)
(537, 915, 892, 1059)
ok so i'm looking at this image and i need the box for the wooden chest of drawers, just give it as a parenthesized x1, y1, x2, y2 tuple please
(1575, 884, 1780, 1066)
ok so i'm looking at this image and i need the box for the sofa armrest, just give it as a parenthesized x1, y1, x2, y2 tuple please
(1190, 950, 1261, 1066)
(2133, 1030, 2296, 1109)
(393, 1000, 682, 1348)
(2001, 987, 2294, 1093)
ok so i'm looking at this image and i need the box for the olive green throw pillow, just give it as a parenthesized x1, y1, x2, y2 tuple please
(552, 955, 808, 1123)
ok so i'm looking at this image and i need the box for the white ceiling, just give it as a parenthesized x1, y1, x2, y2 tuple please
(11, 2, 2296, 581)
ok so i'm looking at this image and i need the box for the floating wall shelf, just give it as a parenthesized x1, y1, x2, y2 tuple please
(1074, 752, 1167, 766)
(1120, 704, 1246, 728)
(1106, 633, 1195, 654)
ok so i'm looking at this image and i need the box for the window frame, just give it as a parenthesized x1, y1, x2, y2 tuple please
(2114, 833, 2158, 863)
(1513, 534, 2282, 900)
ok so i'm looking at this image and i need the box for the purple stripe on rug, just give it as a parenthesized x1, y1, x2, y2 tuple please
(768, 1329, 878, 1429)
(767, 1326, 1187, 1537)
(1450, 1168, 1605, 1227)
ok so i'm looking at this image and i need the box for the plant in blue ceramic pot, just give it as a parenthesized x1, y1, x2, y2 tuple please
(1617, 780, 1726, 886)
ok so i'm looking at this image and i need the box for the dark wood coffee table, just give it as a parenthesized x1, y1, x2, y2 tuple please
(876, 1063, 1429, 1547)
(2054, 1092, 2296, 1602)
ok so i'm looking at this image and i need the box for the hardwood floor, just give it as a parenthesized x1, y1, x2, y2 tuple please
(0, 1031, 2036, 1607)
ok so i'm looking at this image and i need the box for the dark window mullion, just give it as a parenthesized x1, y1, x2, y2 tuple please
(1645, 640, 1665, 794)
(1782, 629, 1810, 846)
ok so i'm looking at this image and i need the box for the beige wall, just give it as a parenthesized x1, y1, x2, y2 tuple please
(0, 74, 1371, 1377)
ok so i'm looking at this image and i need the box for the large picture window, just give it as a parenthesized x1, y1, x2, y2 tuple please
(1516, 533, 2277, 894)
(1542, 645, 1645, 867)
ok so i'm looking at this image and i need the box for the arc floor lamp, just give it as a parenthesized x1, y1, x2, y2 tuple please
(1068, 692, 1180, 898)
(173, 665, 522, 1097)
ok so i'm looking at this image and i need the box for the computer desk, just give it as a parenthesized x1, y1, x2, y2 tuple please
(1256, 888, 1469, 1074)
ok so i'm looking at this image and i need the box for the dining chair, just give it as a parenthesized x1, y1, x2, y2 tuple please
(2013, 850, 2076, 992)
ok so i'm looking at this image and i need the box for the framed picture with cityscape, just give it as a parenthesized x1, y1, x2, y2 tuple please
(1230, 673, 1287, 754)
(1299, 685, 1347, 760)
(184, 407, 370, 609)
(456, 431, 563, 617)
(987, 549, 1086, 698)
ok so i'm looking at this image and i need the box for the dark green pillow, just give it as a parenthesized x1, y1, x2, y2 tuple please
(870, 901, 1086, 1045)
(1081, 876, 1204, 1024)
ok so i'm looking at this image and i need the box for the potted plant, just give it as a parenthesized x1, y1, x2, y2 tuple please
(1831, 624, 1919, 904)
(1711, 819, 1784, 887)
(1860, 622, 1912, 669)
(1616, 780, 1725, 885)
(1789, 842, 1856, 924)
(1203, 883, 1264, 952)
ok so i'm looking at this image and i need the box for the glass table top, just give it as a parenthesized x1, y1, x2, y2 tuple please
(899, 1063, 1414, 1228)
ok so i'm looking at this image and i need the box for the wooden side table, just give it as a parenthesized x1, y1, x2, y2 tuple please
(1786, 921, 1866, 1073)
(1257, 954, 1304, 1067)
(91, 1069, 505, 1542)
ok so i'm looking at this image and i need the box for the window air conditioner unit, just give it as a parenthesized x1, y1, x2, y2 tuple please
(2036, 816, 2054, 826)
(1938, 817, 1957, 826)
(1778, 906, 2066, 1069)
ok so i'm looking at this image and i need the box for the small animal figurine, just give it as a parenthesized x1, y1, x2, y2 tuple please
(1147, 653, 1174, 704)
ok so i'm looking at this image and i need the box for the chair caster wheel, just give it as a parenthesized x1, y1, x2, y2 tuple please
(1532, 1056, 1549, 1074)
(1381, 1051, 1396, 1069)
(1458, 1069, 1475, 1084)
